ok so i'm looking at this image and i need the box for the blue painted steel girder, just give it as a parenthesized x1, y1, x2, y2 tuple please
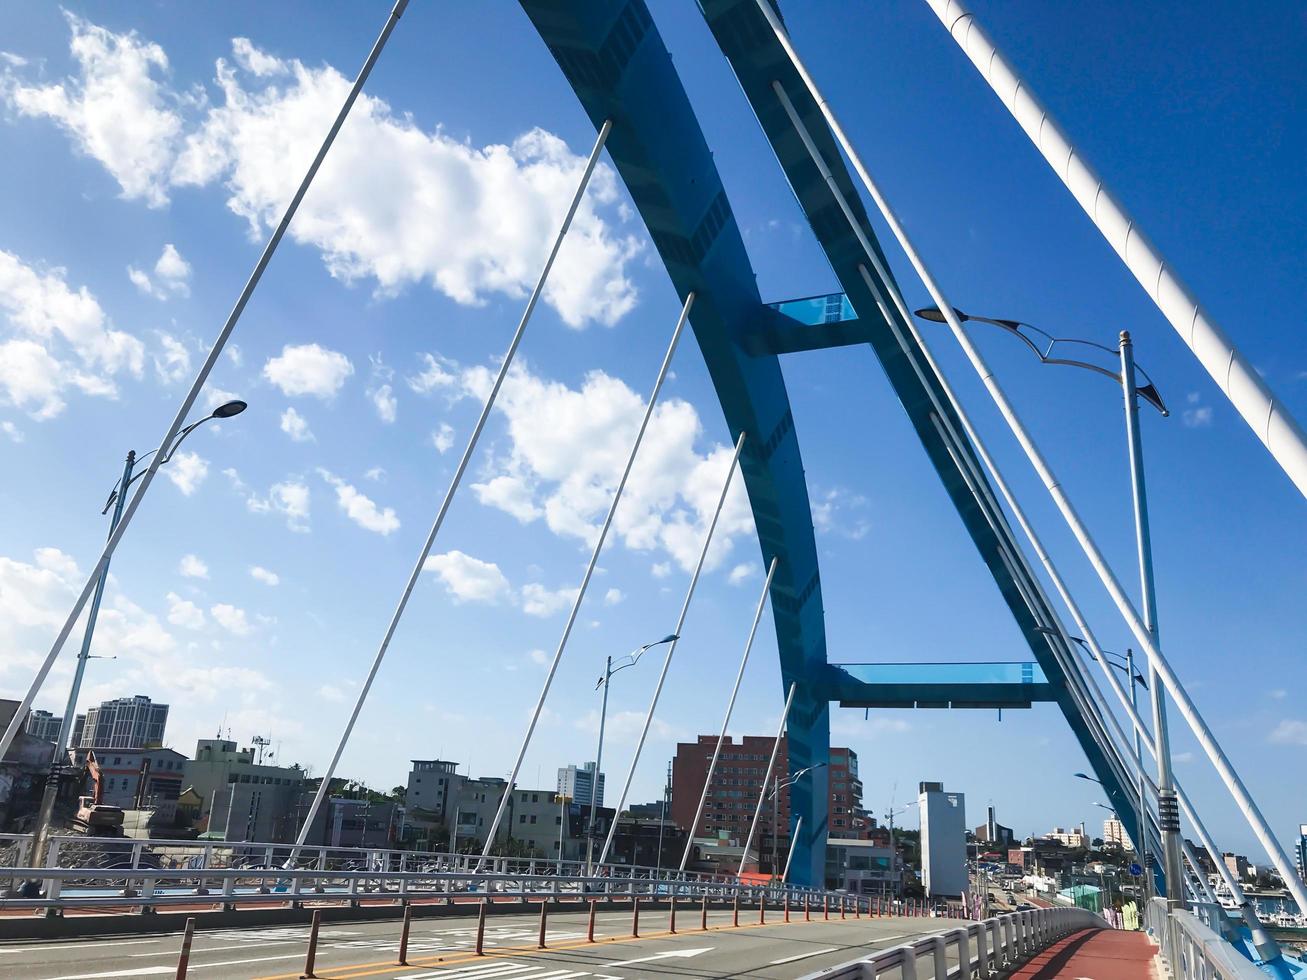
(697, 0, 1150, 882)
(518, 0, 831, 885)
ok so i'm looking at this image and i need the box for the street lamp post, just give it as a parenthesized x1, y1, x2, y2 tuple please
(884, 801, 919, 900)
(1055, 630, 1154, 903)
(584, 635, 677, 874)
(917, 306, 1184, 907)
(766, 764, 826, 880)
(26, 400, 247, 885)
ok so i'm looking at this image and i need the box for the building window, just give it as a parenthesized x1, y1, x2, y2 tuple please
(530, 815, 537, 825)
(519, 815, 526, 824)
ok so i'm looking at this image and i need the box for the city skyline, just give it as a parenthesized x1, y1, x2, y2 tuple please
(0, 0, 1303, 866)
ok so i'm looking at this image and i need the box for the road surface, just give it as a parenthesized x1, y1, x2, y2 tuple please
(0, 907, 968, 979)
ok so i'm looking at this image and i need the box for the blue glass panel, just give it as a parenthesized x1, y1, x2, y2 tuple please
(836, 662, 1049, 685)
(767, 292, 857, 326)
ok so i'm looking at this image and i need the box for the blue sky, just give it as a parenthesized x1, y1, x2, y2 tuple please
(0, 1, 1303, 859)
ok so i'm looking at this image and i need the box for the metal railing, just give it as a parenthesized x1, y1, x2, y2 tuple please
(0, 833, 885, 915)
(1146, 897, 1268, 980)
(799, 906, 1106, 979)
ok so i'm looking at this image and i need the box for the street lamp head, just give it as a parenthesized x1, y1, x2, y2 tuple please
(658, 634, 679, 645)
(914, 306, 970, 324)
(1074, 772, 1101, 783)
(212, 399, 247, 419)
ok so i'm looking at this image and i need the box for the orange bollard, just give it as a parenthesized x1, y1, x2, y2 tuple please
(759, 892, 766, 924)
(856, 896, 861, 919)
(538, 900, 548, 949)
(475, 900, 488, 955)
(732, 894, 740, 927)
(631, 897, 640, 938)
(300, 909, 321, 979)
(586, 899, 597, 943)
(784, 894, 790, 923)
(174, 917, 195, 979)
(841, 895, 846, 919)
(701, 894, 709, 931)
(824, 895, 829, 920)
(669, 896, 677, 934)
(398, 903, 413, 965)
(805, 894, 811, 921)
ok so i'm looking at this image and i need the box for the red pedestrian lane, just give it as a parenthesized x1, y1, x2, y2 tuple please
(1009, 927, 1159, 980)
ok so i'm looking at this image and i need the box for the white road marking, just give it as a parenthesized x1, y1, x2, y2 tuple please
(9, 938, 163, 954)
(130, 940, 291, 957)
(610, 946, 713, 966)
(48, 968, 174, 979)
(769, 946, 840, 965)
(398, 964, 537, 980)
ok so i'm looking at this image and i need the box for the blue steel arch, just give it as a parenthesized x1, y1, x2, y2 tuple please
(518, 0, 1149, 889)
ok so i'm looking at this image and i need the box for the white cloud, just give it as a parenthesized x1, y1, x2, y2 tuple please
(408, 354, 458, 394)
(203, 385, 242, 412)
(572, 708, 684, 745)
(1, 420, 23, 442)
(423, 550, 510, 604)
(249, 565, 279, 586)
(210, 602, 251, 636)
(460, 361, 753, 571)
(432, 424, 455, 455)
(232, 470, 311, 532)
(7, 21, 643, 326)
(364, 466, 386, 482)
(811, 486, 871, 541)
(279, 406, 313, 442)
(2, 12, 185, 207)
(651, 562, 671, 579)
(1183, 406, 1213, 428)
(316, 683, 346, 703)
(0, 250, 144, 419)
(1269, 720, 1307, 746)
(317, 469, 399, 535)
(527, 649, 548, 666)
(172, 46, 641, 327)
(472, 473, 541, 522)
(520, 582, 577, 618)
(603, 587, 624, 606)
(727, 562, 755, 586)
(152, 332, 191, 384)
(165, 591, 205, 630)
(163, 450, 208, 495)
(370, 383, 397, 423)
(1269, 689, 1288, 700)
(129, 243, 191, 299)
(178, 554, 208, 579)
(262, 343, 353, 398)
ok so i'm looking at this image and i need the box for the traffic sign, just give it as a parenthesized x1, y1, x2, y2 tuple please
(1129, 862, 1143, 877)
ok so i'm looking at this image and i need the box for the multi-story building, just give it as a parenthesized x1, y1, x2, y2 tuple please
(297, 796, 400, 849)
(1296, 825, 1307, 883)
(73, 746, 188, 815)
(973, 805, 1015, 850)
(182, 738, 306, 841)
(25, 709, 62, 743)
(1103, 817, 1135, 852)
(1223, 852, 1252, 881)
(1046, 826, 1088, 850)
(402, 760, 512, 850)
(826, 838, 899, 895)
(919, 781, 967, 897)
(670, 735, 862, 871)
(557, 762, 604, 809)
(79, 695, 168, 750)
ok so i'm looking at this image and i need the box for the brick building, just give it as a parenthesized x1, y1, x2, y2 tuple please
(670, 735, 864, 866)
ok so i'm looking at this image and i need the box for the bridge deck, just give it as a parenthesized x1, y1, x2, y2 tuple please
(1007, 926, 1159, 980)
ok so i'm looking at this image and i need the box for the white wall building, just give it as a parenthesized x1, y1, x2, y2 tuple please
(1102, 817, 1134, 852)
(919, 781, 967, 897)
(557, 762, 604, 808)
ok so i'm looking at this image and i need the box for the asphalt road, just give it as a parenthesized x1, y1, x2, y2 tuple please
(0, 907, 969, 979)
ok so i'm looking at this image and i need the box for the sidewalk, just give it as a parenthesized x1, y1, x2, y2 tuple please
(1008, 927, 1159, 980)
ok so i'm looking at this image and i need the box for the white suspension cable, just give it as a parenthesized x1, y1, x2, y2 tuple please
(0, 0, 411, 766)
(288, 119, 614, 860)
(678, 556, 779, 873)
(738, 681, 796, 877)
(595, 431, 747, 866)
(478, 291, 695, 867)
(925, 0, 1307, 501)
(753, 0, 1307, 915)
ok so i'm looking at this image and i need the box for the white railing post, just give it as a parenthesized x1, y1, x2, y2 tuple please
(973, 923, 988, 979)
(44, 838, 62, 904)
(902, 943, 920, 980)
(933, 934, 949, 978)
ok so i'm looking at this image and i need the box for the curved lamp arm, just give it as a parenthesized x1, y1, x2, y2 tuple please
(915, 307, 1168, 416)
